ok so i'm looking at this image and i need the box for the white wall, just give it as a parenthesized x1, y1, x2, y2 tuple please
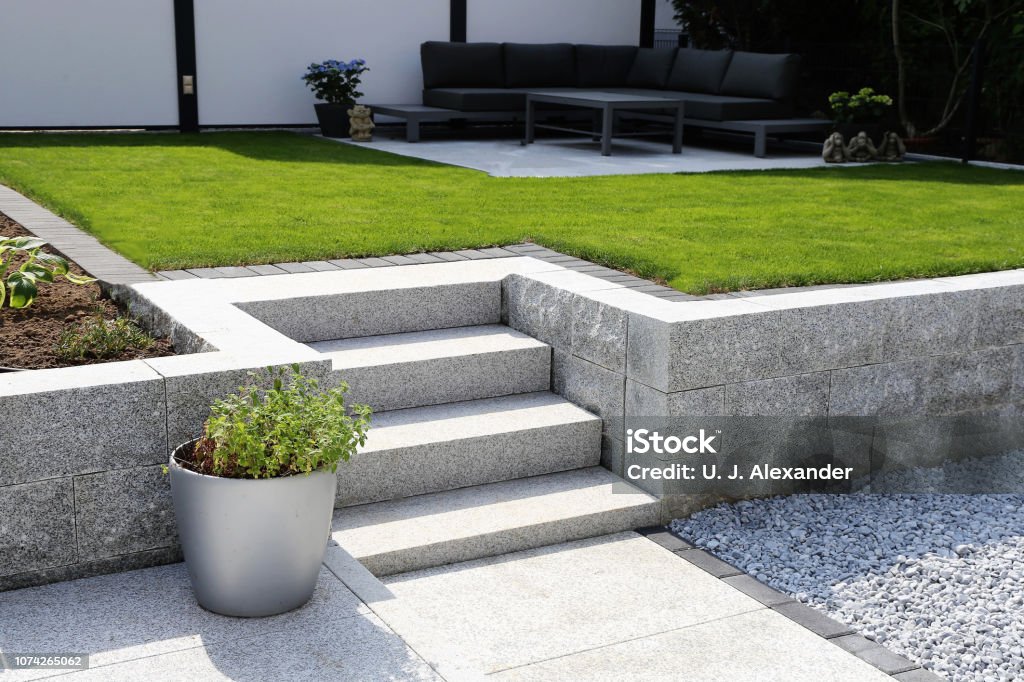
(0, 0, 179, 127)
(655, 0, 678, 30)
(467, 0, 641, 44)
(194, 0, 448, 126)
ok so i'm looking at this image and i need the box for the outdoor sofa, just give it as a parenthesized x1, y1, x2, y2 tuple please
(374, 42, 828, 156)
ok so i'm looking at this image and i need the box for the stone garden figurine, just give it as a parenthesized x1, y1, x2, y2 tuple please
(877, 131, 906, 161)
(348, 105, 375, 142)
(822, 132, 849, 163)
(845, 131, 878, 162)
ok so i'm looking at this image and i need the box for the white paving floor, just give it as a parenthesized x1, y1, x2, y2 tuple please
(0, 532, 893, 681)
(334, 131, 834, 178)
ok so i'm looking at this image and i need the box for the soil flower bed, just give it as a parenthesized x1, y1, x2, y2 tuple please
(0, 213, 173, 370)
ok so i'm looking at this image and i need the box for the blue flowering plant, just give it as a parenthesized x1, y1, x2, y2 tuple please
(302, 59, 369, 106)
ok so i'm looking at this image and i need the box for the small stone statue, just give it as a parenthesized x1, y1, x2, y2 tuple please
(845, 131, 878, 162)
(822, 132, 849, 163)
(877, 131, 906, 161)
(348, 105, 375, 142)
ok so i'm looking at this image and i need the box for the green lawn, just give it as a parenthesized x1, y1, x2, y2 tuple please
(0, 131, 1022, 294)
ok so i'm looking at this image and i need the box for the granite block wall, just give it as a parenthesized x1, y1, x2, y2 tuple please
(504, 273, 1024, 521)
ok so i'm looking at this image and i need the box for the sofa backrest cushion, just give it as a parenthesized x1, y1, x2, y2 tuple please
(719, 51, 801, 101)
(575, 44, 638, 87)
(503, 43, 576, 88)
(421, 41, 504, 89)
(625, 48, 677, 89)
(665, 48, 733, 94)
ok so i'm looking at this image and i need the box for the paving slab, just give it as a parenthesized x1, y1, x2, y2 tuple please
(492, 609, 892, 681)
(369, 532, 763, 676)
(55, 613, 440, 682)
(0, 563, 368, 678)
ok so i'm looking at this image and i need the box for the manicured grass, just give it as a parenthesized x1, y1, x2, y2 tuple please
(0, 131, 1022, 294)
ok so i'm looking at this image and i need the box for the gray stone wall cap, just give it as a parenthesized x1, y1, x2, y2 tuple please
(0, 360, 161, 397)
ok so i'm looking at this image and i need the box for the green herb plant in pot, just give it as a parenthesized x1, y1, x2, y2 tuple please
(168, 365, 371, 617)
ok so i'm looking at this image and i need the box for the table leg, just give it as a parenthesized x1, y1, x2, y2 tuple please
(601, 105, 614, 156)
(407, 118, 420, 143)
(525, 99, 536, 145)
(673, 105, 684, 154)
(754, 128, 767, 158)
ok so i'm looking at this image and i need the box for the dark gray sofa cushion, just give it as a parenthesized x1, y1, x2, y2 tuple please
(423, 88, 530, 112)
(625, 48, 677, 89)
(719, 51, 801, 101)
(575, 45, 638, 87)
(421, 41, 504, 89)
(666, 49, 733, 94)
(504, 43, 576, 87)
(603, 88, 791, 120)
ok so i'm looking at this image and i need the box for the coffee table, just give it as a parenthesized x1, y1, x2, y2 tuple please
(523, 91, 684, 156)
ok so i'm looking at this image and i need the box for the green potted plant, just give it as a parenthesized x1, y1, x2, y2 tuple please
(168, 365, 371, 617)
(828, 87, 894, 143)
(302, 59, 370, 138)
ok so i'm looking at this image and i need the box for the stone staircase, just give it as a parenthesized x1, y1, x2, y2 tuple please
(308, 277, 660, 577)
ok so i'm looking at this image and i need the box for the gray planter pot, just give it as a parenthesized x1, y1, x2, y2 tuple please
(169, 440, 337, 617)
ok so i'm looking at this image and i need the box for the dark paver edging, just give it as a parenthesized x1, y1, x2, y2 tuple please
(635, 526, 943, 681)
(155, 242, 694, 300)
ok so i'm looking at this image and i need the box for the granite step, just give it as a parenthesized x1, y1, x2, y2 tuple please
(310, 324, 550, 411)
(335, 392, 600, 507)
(332, 467, 662, 576)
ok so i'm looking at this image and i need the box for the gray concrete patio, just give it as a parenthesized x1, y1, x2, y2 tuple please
(0, 532, 896, 681)
(335, 129, 837, 177)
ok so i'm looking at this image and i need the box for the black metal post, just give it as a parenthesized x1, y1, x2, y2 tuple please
(173, 0, 199, 132)
(451, 0, 467, 42)
(639, 0, 656, 48)
(961, 38, 985, 163)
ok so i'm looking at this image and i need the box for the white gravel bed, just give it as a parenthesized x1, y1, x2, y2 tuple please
(671, 452, 1024, 682)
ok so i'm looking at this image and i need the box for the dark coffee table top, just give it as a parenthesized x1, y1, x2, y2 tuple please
(526, 90, 684, 108)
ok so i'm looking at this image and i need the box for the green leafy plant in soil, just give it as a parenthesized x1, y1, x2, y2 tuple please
(0, 234, 94, 308)
(56, 314, 155, 362)
(0, 132, 1022, 294)
(179, 365, 372, 480)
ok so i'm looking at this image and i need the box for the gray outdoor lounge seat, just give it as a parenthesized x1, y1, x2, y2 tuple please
(374, 41, 827, 155)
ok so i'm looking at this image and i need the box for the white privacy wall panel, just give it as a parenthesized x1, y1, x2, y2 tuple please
(467, 0, 641, 44)
(0, 0, 178, 127)
(194, 0, 449, 126)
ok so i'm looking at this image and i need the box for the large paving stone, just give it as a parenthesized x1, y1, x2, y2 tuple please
(571, 292, 627, 373)
(973, 285, 1024, 348)
(829, 358, 932, 416)
(0, 563, 371, 671)
(926, 346, 1014, 413)
(777, 300, 883, 374)
(371, 532, 770, 677)
(503, 273, 575, 350)
(239, 282, 500, 342)
(553, 351, 625, 436)
(628, 310, 785, 392)
(0, 479, 76, 578)
(724, 372, 830, 417)
(878, 290, 979, 362)
(0, 363, 166, 486)
(73, 465, 177, 561)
